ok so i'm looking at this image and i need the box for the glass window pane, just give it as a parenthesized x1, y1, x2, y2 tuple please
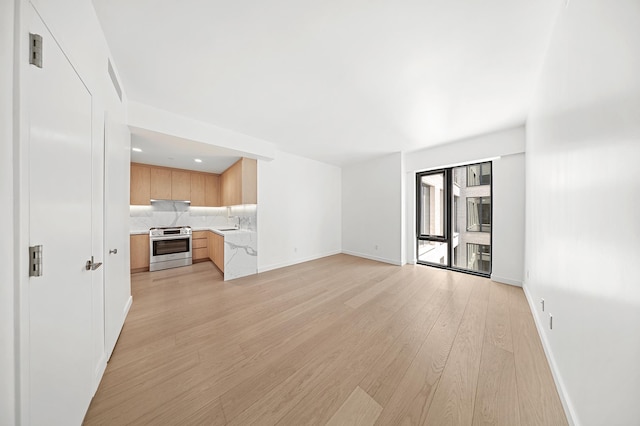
(467, 162, 491, 187)
(451, 162, 492, 274)
(465, 243, 491, 273)
(418, 240, 448, 265)
(481, 197, 491, 232)
(467, 198, 479, 231)
(467, 164, 481, 186)
(481, 163, 491, 185)
(419, 172, 445, 237)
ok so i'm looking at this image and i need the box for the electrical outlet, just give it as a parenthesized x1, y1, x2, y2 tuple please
(294, 247, 297, 253)
(374, 245, 379, 250)
(541, 298, 545, 311)
(549, 313, 553, 330)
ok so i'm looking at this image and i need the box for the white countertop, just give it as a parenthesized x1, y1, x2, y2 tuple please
(192, 227, 255, 236)
(130, 227, 255, 236)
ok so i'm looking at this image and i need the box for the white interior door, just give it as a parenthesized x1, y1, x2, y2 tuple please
(104, 113, 131, 359)
(28, 12, 98, 425)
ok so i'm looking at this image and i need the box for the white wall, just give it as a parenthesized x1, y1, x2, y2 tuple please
(1, 0, 15, 423)
(258, 150, 341, 272)
(491, 153, 525, 285)
(525, 1, 640, 425)
(342, 153, 404, 265)
(404, 126, 525, 173)
(404, 126, 526, 286)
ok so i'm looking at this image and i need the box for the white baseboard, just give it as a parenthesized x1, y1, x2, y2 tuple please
(522, 284, 577, 426)
(257, 250, 342, 273)
(123, 295, 133, 320)
(341, 250, 403, 266)
(91, 354, 107, 397)
(106, 295, 133, 362)
(490, 275, 522, 287)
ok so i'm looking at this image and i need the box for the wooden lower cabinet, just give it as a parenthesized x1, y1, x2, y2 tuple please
(192, 231, 209, 263)
(209, 231, 225, 273)
(130, 231, 223, 274)
(130, 234, 149, 273)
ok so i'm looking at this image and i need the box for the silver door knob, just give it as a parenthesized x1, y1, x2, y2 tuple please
(86, 256, 103, 271)
(109, 249, 118, 254)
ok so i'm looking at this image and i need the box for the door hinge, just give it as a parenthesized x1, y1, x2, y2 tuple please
(29, 245, 43, 277)
(29, 33, 43, 68)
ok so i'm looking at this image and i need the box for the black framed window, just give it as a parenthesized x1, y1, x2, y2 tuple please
(416, 170, 449, 266)
(417, 161, 492, 277)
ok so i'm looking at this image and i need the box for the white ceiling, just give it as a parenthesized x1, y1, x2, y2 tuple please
(130, 128, 241, 173)
(93, 0, 561, 166)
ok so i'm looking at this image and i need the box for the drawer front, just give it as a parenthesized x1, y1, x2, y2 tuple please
(192, 231, 208, 239)
(193, 247, 209, 260)
(193, 238, 208, 249)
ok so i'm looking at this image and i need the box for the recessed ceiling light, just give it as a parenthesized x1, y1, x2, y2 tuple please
(132, 147, 142, 152)
(194, 159, 202, 163)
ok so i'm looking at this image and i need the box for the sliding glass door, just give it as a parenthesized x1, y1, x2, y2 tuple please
(417, 162, 492, 276)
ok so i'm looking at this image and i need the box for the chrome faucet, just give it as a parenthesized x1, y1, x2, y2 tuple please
(230, 215, 241, 229)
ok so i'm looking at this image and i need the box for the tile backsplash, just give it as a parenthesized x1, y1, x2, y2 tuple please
(130, 201, 257, 232)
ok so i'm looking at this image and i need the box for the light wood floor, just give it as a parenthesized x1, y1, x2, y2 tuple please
(84, 254, 567, 425)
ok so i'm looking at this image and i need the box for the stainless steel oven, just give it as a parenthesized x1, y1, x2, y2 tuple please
(149, 226, 192, 271)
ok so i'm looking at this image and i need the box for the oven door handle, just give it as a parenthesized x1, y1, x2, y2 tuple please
(151, 235, 191, 241)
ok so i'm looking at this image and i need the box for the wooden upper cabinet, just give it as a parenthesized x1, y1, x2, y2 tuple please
(190, 173, 206, 206)
(171, 170, 191, 201)
(150, 168, 171, 200)
(130, 163, 151, 205)
(221, 157, 257, 206)
(204, 174, 220, 207)
(131, 163, 221, 205)
(241, 158, 257, 204)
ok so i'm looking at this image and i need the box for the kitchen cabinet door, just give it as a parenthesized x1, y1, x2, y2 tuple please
(190, 173, 206, 206)
(221, 159, 241, 206)
(213, 233, 225, 272)
(150, 167, 171, 200)
(240, 158, 257, 204)
(172, 170, 191, 201)
(130, 234, 149, 272)
(130, 163, 151, 205)
(208, 232, 215, 261)
(204, 174, 220, 207)
(220, 157, 257, 206)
